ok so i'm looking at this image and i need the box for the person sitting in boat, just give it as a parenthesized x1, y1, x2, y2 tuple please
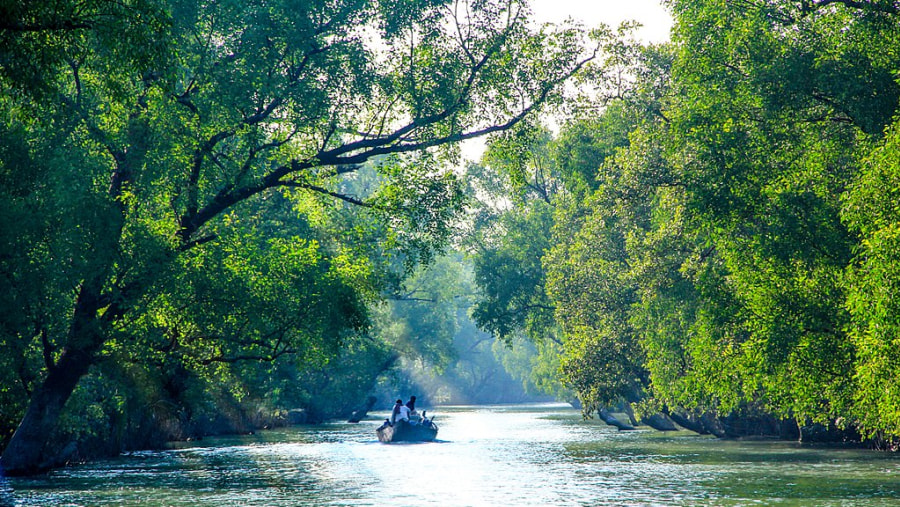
(391, 399, 410, 425)
(390, 400, 401, 424)
(405, 396, 420, 423)
(399, 400, 411, 421)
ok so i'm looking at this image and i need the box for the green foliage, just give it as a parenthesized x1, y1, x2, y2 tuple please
(471, 200, 556, 341)
(369, 154, 467, 270)
(466, 53, 656, 409)
(537, 0, 900, 439)
(0, 0, 170, 98)
(374, 254, 473, 374)
(0, 0, 598, 470)
(654, 0, 878, 423)
(544, 160, 647, 412)
(551, 101, 636, 197)
(844, 122, 900, 438)
(374, 252, 546, 405)
(495, 335, 572, 401)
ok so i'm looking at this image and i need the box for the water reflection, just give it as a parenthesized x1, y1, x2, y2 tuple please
(0, 474, 14, 507)
(7, 404, 900, 506)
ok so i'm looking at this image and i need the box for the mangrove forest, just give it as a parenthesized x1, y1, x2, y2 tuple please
(2, 0, 900, 478)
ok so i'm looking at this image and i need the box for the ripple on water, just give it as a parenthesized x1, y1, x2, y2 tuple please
(8, 404, 900, 506)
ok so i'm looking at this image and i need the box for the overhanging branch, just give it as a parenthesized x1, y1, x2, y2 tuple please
(178, 39, 599, 243)
(0, 20, 93, 32)
(278, 180, 371, 207)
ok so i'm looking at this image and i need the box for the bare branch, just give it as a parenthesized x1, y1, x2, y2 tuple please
(198, 348, 297, 365)
(277, 180, 372, 207)
(178, 26, 600, 244)
(0, 19, 92, 32)
(40, 328, 54, 370)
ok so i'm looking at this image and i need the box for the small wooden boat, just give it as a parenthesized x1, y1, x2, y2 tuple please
(376, 418, 438, 443)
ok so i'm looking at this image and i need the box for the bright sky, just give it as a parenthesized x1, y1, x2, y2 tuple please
(459, 0, 672, 162)
(531, 0, 672, 43)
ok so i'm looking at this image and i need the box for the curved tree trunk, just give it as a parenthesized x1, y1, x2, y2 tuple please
(641, 413, 678, 431)
(347, 396, 378, 423)
(1, 281, 107, 476)
(667, 411, 710, 435)
(622, 403, 640, 426)
(2, 147, 132, 476)
(598, 408, 636, 431)
(0, 346, 96, 475)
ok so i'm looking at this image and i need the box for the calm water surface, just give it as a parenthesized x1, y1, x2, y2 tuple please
(3, 403, 900, 506)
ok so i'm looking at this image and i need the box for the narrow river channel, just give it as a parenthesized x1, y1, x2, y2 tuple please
(4, 403, 900, 506)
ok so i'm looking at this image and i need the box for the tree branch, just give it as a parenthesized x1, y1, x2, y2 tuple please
(40, 327, 54, 370)
(810, 0, 897, 14)
(197, 348, 297, 365)
(178, 33, 599, 244)
(277, 180, 372, 207)
(0, 20, 93, 32)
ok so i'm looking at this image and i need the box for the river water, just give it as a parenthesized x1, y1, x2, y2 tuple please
(3, 403, 900, 506)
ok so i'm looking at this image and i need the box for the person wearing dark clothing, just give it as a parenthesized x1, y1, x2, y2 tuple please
(405, 396, 417, 412)
(391, 399, 403, 424)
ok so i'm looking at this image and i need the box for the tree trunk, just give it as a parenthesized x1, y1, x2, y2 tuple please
(667, 411, 710, 435)
(1, 124, 136, 476)
(347, 396, 378, 423)
(641, 413, 678, 431)
(0, 345, 96, 475)
(1, 281, 107, 476)
(622, 403, 639, 426)
(598, 408, 635, 431)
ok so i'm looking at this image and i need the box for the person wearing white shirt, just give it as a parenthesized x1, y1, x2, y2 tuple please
(398, 403, 410, 422)
(390, 399, 410, 425)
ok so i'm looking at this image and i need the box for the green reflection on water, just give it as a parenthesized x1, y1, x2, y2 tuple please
(562, 422, 900, 506)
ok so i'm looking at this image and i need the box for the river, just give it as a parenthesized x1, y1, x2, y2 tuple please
(3, 403, 899, 506)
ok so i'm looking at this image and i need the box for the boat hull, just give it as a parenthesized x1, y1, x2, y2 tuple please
(376, 419, 438, 443)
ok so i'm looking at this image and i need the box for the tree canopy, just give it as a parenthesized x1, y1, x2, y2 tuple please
(6, 0, 900, 476)
(0, 0, 600, 474)
(468, 0, 900, 442)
